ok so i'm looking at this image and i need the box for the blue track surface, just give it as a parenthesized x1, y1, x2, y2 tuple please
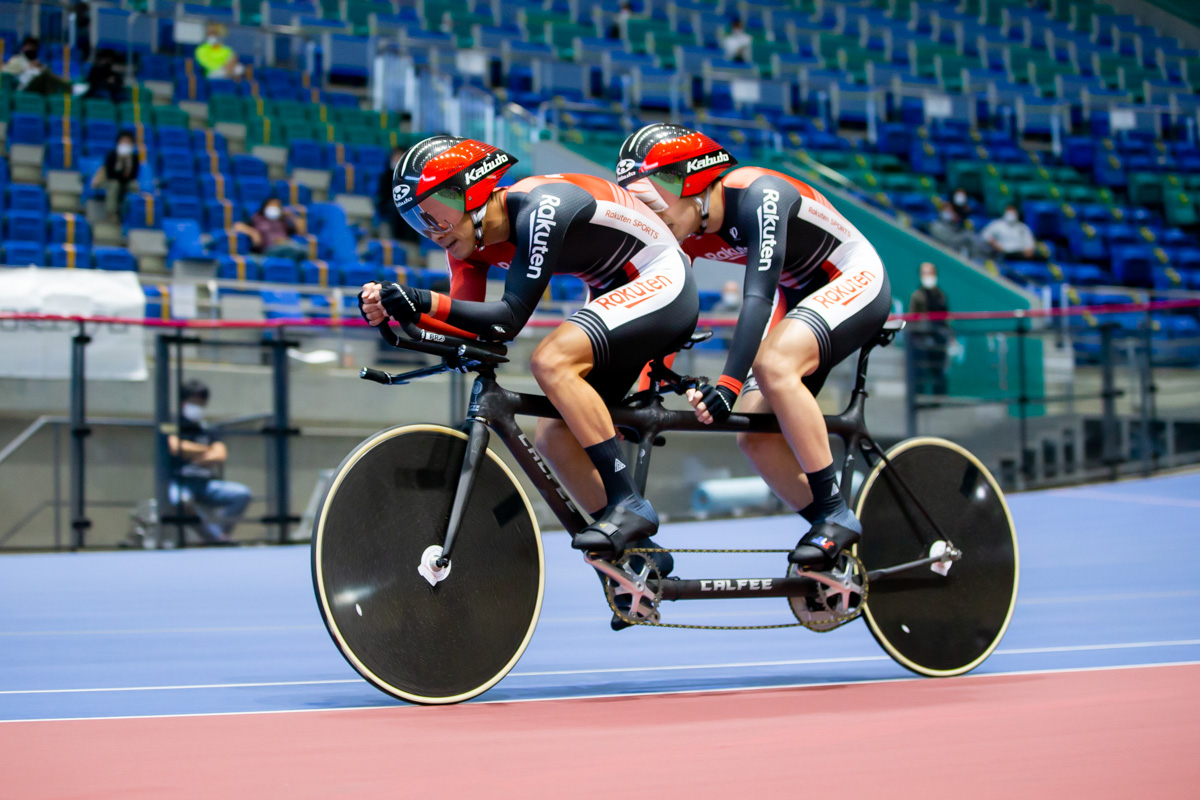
(2, 472, 1199, 722)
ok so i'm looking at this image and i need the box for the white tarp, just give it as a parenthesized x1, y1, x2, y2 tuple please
(0, 267, 149, 380)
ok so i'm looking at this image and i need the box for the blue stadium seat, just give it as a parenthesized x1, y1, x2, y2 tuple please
(46, 141, 82, 170)
(154, 126, 192, 151)
(200, 173, 234, 201)
(47, 244, 93, 269)
(158, 148, 197, 178)
(8, 114, 46, 146)
(123, 192, 161, 229)
(4, 211, 47, 244)
(237, 177, 274, 208)
(48, 117, 83, 142)
(165, 195, 205, 222)
(300, 259, 335, 286)
(217, 255, 263, 282)
(49, 214, 92, 246)
(8, 185, 49, 214)
(550, 275, 587, 302)
(262, 258, 300, 284)
(195, 151, 232, 175)
(204, 199, 238, 231)
(289, 141, 327, 170)
(261, 290, 305, 319)
(274, 180, 312, 206)
(83, 119, 119, 145)
(3, 241, 47, 266)
(162, 219, 207, 261)
(332, 164, 368, 195)
(1110, 245, 1155, 287)
(364, 240, 407, 267)
(339, 263, 376, 287)
(210, 230, 251, 257)
(231, 154, 269, 179)
(93, 246, 137, 271)
(163, 174, 200, 197)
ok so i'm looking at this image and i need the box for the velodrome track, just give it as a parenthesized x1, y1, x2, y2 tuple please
(3, 471, 1199, 797)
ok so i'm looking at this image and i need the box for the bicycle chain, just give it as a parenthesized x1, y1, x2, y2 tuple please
(601, 547, 868, 632)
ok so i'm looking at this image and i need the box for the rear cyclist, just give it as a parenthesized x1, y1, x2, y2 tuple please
(358, 136, 698, 580)
(615, 124, 892, 570)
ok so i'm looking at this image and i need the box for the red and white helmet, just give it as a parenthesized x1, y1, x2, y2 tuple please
(393, 136, 517, 240)
(615, 123, 736, 205)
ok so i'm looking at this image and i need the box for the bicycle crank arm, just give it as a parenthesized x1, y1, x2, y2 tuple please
(651, 576, 823, 601)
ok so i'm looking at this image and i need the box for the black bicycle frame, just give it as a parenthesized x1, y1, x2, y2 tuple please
(364, 321, 952, 594)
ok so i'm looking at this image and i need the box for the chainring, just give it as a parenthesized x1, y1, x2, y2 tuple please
(787, 551, 868, 632)
(597, 552, 663, 625)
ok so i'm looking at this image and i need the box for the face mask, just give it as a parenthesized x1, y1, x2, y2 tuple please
(1004, 210, 1018, 223)
(206, 36, 219, 46)
(117, 143, 134, 157)
(953, 192, 967, 205)
(940, 208, 956, 222)
(23, 49, 37, 59)
(264, 206, 282, 220)
(181, 403, 204, 422)
(721, 291, 739, 306)
(921, 275, 937, 290)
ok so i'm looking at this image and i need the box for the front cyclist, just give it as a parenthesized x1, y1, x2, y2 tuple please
(615, 124, 892, 570)
(358, 136, 698, 574)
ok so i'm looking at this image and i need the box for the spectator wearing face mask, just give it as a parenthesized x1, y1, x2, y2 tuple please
(195, 23, 243, 78)
(89, 131, 140, 223)
(949, 187, 972, 220)
(234, 198, 305, 259)
(713, 280, 743, 313)
(721, 19, 753, 63)
(907, 262, 951, 396)
(2, 36, 72, 95)
(167, 380, 252, 546)
(981, 203, 1038, 260)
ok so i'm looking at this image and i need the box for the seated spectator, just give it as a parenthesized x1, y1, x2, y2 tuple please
(929, 198, 984, 259)
(1, 36, 71, 95)
(167, 380, 252, 546)
(980, 203, 1038, 260)
(89, 131, 140, 223)
(85, 48, 124, 102)
(949, 187, 972, 220)
(235, 197, 305, 259)
(721, 19, 753, 63)
(195, 24, 243, 79)
(375, 146, 420, 244)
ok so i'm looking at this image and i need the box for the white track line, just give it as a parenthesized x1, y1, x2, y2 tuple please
(2, 660, 1198, 725)
(1049, 489, 1200, 509)
(4, 638, 1199, 696)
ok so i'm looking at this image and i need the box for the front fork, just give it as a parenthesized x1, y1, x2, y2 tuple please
(437, 417, 490, 567)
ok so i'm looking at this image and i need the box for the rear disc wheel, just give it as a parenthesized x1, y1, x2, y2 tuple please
(855, 437, 1018, 677)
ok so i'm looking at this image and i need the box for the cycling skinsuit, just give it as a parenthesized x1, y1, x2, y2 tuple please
(417, 174, 699, 403)
(682, 167, 892, 396)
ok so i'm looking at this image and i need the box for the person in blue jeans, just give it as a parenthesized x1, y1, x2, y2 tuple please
(167, 380, 252, 545)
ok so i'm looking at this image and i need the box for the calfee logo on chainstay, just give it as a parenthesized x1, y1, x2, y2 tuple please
(812, 270, 876, 309)
(595, 274, 674, 310)
(700, 578, 774, 592)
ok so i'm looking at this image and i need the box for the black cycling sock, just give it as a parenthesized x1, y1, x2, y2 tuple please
(798, 502, 821, 524)
(585, 436, 656, 524)
(805, 462, 847, 521)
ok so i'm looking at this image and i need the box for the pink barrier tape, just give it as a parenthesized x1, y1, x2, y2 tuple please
(1, 298, 1199, 330)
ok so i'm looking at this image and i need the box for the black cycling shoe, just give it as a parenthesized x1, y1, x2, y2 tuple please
(788, 521, 861, 570)
(571, 504, 659, 558)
